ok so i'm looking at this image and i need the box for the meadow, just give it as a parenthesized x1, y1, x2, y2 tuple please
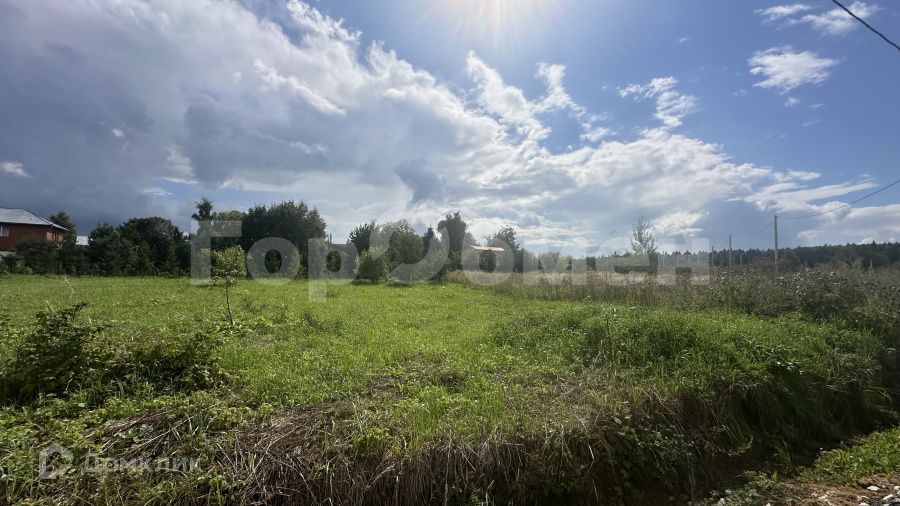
(1, 268, 899, 504)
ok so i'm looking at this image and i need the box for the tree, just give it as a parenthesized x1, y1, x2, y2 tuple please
(380, 220, 423, 269)
(15, 239, 59, 274)
(438, 212, 468, 270)
(119, 217, 187, 271)
(192, 197, 214, 222)
(491, 226, 519, 253)
(630, 216, 657, 274)
(491, 225, 521, 273)
(48, 211, 88, 274)
(87, 224, 126, 275)
(210, 209, 245, 251)
(630, 216, 657, 256)
(422, 226, 437, 255)
(348, 221, 376, 255)
(48, 212, 77, 244)
(212, 246, 246, 327)
(240, 201, 326, 275)
(356, 249, 387, 283)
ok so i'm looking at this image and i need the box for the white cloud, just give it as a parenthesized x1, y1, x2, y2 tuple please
(654, 210, 707, 236)
(742, 178, 877, 214)
(619, 77, 697, 128)
(580, 126, 613, 143)
(141, 187, 173, 198)
(253, 59, 347, 116)
(759, 2, 880, 36)
(795, 204, 900, 244)
(0, 161, 29, 177)
(755, 4, 813, 23)
(784, 96, 800, 107)
(0, 0, 885, 248)
(535, 63, 612, 144)
(466, 52, 549, 142)
(749, 47, 838, 94)
(795, 1, 879, 35)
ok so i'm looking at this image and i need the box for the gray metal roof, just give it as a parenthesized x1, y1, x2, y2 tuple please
(0, 208, 67, 229)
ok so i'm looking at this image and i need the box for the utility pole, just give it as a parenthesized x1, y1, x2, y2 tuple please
(773, 215, 779, 276)
(728, 235, 733, 270)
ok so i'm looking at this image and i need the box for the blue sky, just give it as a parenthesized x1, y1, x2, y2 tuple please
(0, 0, 898, 253)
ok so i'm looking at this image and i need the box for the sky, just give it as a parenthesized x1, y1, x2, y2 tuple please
(0, 0, 898, 255)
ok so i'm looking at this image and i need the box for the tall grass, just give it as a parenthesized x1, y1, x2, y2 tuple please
(450, 264, 900, 343)
(0, 274, 898, 504)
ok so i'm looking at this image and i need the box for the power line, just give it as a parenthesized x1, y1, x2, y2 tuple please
(782, 177, 900, 220)
(741, 219, 775, 238)
(830, 0, 900, 53)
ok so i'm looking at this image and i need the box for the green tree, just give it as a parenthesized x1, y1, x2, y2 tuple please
(348, 221, 376, 254)
(15, 239, 59, 274)
(240, 201, 326, 275)
(48, 211, 77, 244)
(422, 226, 437, 255)
(87, 224, 128, 275)
(381, 220, 424, 269)
(49, 211, 88, 274)
(356, 249, 387, 283)
(192, 197, 214, 222)
(491, 226, 519, 253)
(438, 211, 468, 270)
(119, 217, 187, 271)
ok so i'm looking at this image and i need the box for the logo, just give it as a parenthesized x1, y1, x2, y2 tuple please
(38, 443, 73, 480)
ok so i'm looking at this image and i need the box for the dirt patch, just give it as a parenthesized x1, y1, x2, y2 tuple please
(776, 473, 900, 505)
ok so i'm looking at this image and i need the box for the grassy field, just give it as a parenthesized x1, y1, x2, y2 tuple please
(1, 273, 899, 504)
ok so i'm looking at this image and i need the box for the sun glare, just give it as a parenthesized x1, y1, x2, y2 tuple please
(434, 0, 564, 51)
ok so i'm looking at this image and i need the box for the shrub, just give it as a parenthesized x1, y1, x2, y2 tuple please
(0, 304, 226, 405)
(212, 246, 247, 278)
(0, 303, 99, 403)
(357, 249, 388, 283)
(102, 328, 225, 390)
(1, 253, 17, 273)
(14, 239, 60, 274)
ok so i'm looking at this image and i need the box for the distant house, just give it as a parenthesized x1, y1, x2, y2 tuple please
(0, 208, 67, 253)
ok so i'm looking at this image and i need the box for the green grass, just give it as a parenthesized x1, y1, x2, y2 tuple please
(0, 274, 897, 504)
(800, 426, 900, 485)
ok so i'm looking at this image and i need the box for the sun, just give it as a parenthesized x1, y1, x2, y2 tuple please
(429, 0, 564, 52)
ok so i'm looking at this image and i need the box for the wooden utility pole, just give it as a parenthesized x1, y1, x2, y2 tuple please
(728, 235, 733, 270)
(773, 215, 779, 275)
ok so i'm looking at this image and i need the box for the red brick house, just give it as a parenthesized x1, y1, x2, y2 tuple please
(0, 208, 67, 253)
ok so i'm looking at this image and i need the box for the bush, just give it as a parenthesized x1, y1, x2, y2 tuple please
(15, 239, 60, 274)
(103, 328, 225, 390)
(1, 253, 23, 273)
(357, 249, 388, 283)
(0, 303, 99, 402)
(0, 304, 225, 405)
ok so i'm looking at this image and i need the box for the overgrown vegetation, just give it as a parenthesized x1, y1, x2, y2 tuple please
(0, 303, 224, 406)
(0, 271, 898, 504)
(452, 264, 900, 342)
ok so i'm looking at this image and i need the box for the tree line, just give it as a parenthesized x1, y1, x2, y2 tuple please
(3, 199, 900, 277)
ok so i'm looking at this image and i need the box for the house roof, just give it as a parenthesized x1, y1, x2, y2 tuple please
(0, 208, 67, 230)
